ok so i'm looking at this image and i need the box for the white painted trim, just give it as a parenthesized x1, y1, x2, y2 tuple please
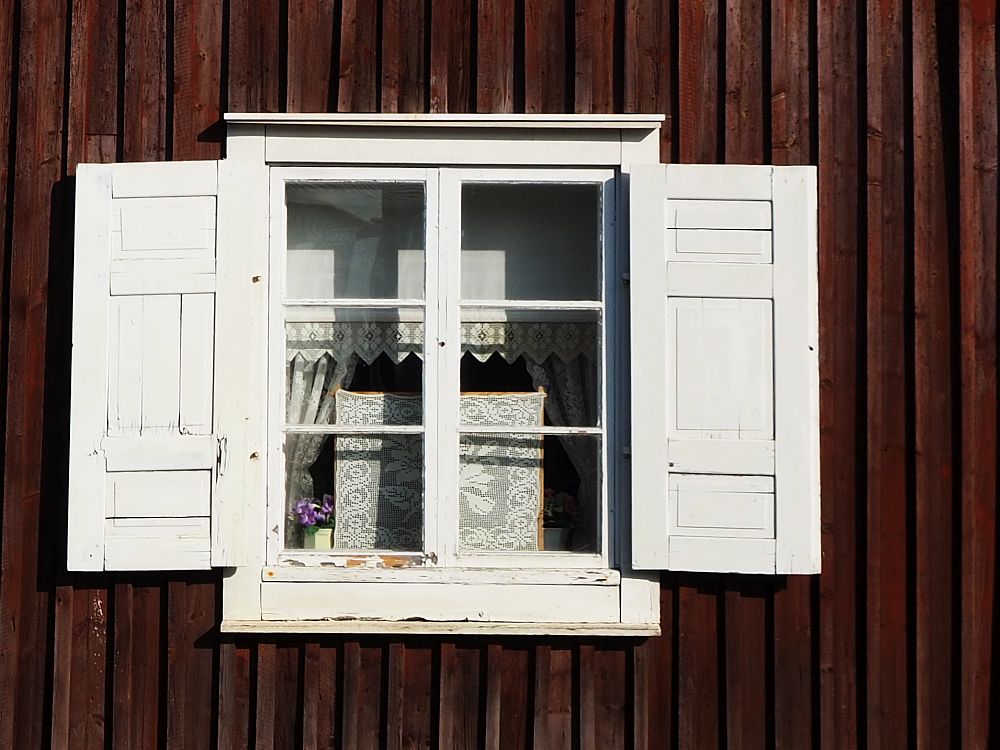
(225, 112, 664, 127)
(68, 164, 114, 571)
(222, 620, 660, 636)
(260, 581, 622, 623)
(628, 164, 670, 569)
(772, 167, 821, 574)
(262, 566, 620, 585)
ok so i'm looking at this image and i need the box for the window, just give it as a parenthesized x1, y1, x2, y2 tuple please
(67, 115, 820, 635)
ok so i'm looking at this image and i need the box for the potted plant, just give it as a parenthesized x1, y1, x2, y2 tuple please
(289, 495, 336, 549)
(542, 489, 578, 551)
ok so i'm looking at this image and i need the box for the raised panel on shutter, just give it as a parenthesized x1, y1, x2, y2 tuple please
(68, 161, 222, 571)
(630, 163, 820, 574)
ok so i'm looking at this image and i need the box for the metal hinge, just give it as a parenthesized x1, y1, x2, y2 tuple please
(217, 435, 229, 476)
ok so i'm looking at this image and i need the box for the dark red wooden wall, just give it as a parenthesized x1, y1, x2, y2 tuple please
(0, 0, 995, 747)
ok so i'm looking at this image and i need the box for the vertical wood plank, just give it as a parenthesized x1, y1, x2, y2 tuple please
(439, 643, 482, 749)
(477, 0, 515, 112)
(255, 642, 277, 749)
(725, 0, 763, 161)
(958, 2, 997, 748)
(302, 642, 337, 750)
(677, 579, 720, 749)
(172, 0, 223, 160)
(287, 0, 337, 112)
(113, 582, 164, 750)
(338, 0, 379, 111)
(381, 0, 427, 113)
(593, 646, 626, 750)
(574, 0, 616, 113)
(624, 0, 673, 160)
(633, 582, 674, 750)
(817, 0, 863, 746)
(341, 641, 362, 748)
(228, 0, 282, 113)
(166, 578, 218, 749)
(274, 643, 304, 748)
(678, 0, 721, 162)
(865, 0, 909, 745)
(532, 646, 572, 748)
(68, 0, 119, 169)
(912, 0, 957, 747)
(524, 0, 568, 112)
(499, 645, 531, 750)
(430, 0, 474, 112)
(399, 644, 434, 750)
(124, 0, 168, 161)
(356, 643, 384, 750)
(770, 2, 816, 747)
(217, 640, 251, 750)
(0, 1, 68, 747)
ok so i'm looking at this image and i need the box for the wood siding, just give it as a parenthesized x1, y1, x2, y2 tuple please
(0, 0, 992, 747)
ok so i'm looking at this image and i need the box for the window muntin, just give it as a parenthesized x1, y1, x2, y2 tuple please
(271, 167, 613, 569)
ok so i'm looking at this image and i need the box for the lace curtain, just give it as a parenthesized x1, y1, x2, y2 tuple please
(285, 352, 358, 507)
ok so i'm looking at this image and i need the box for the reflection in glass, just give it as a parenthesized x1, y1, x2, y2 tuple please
(285, 433, 423, 551)
(461, 183, 601, 300)
(286, 182, 425, 300)
(458, 434, 600, 554)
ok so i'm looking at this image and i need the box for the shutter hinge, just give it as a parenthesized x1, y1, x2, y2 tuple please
(622, 273, 630, 284)
(217, 436, 229, 476)
(623, 446, 632, 458)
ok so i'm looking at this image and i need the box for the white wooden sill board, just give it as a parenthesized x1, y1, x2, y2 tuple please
(221, 620, 661, 637)
(225, 112, 665, 128)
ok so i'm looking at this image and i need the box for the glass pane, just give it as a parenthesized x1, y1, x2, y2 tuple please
(285, 432, 424, 551)
(461, 182, 601, 301)
(457, 434, 600, 554)
(286, 182, 425, 300)
(459, 310, 600, 427)
(285, 308, 424, 426)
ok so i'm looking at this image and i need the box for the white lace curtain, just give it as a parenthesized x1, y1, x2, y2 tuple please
(285, 323, 599, 540)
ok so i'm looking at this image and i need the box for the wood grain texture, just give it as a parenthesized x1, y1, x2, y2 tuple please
(228, 0, 281, 113)
(818, 0, 863, 746)
(477, 0, 515, 112)
(124, 0, 167, 160)
(0, 1, 68, 747)
(865, 0, 909, 745)
(524, 0, 568, 112)
(287, 0, 337, 112)
(430, 0, 474, 112)
(958, 2, 997, 749)
(381, 0, 427, 113)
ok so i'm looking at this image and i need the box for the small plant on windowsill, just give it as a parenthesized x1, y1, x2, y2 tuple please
(289, 495, 335, 550)
(542, 489, 578, 551)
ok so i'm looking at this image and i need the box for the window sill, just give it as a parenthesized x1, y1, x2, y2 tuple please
(221, 619, 660, 637)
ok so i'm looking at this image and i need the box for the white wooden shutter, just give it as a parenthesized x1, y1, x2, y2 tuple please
(630, 164, 819, 574)
(68, 161, 232, 571)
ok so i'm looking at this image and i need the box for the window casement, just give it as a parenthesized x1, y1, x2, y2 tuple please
(67, 115, 820, 635)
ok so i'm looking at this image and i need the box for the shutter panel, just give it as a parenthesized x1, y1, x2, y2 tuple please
(630, 164, 820, 574)
(68, 161, 223, 571)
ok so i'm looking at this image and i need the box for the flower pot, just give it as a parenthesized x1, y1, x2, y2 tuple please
(543, 527, 572, 551)
(304, 527, 333, 550)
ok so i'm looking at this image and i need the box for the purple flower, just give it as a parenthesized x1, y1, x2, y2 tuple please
(289, 496, 336, 528)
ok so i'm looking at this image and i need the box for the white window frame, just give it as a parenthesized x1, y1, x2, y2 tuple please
(219, 115, 664, 635)
(268, 166, 616, 572)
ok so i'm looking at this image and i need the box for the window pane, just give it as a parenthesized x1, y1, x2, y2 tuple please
(459, 310, 600, 428)
(286, 182, 425, 300)
(285, 308, 424, 426)
(458, 434, 600, 554)
(285, 432, 424, 551)
(461, 183, 601, 301)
